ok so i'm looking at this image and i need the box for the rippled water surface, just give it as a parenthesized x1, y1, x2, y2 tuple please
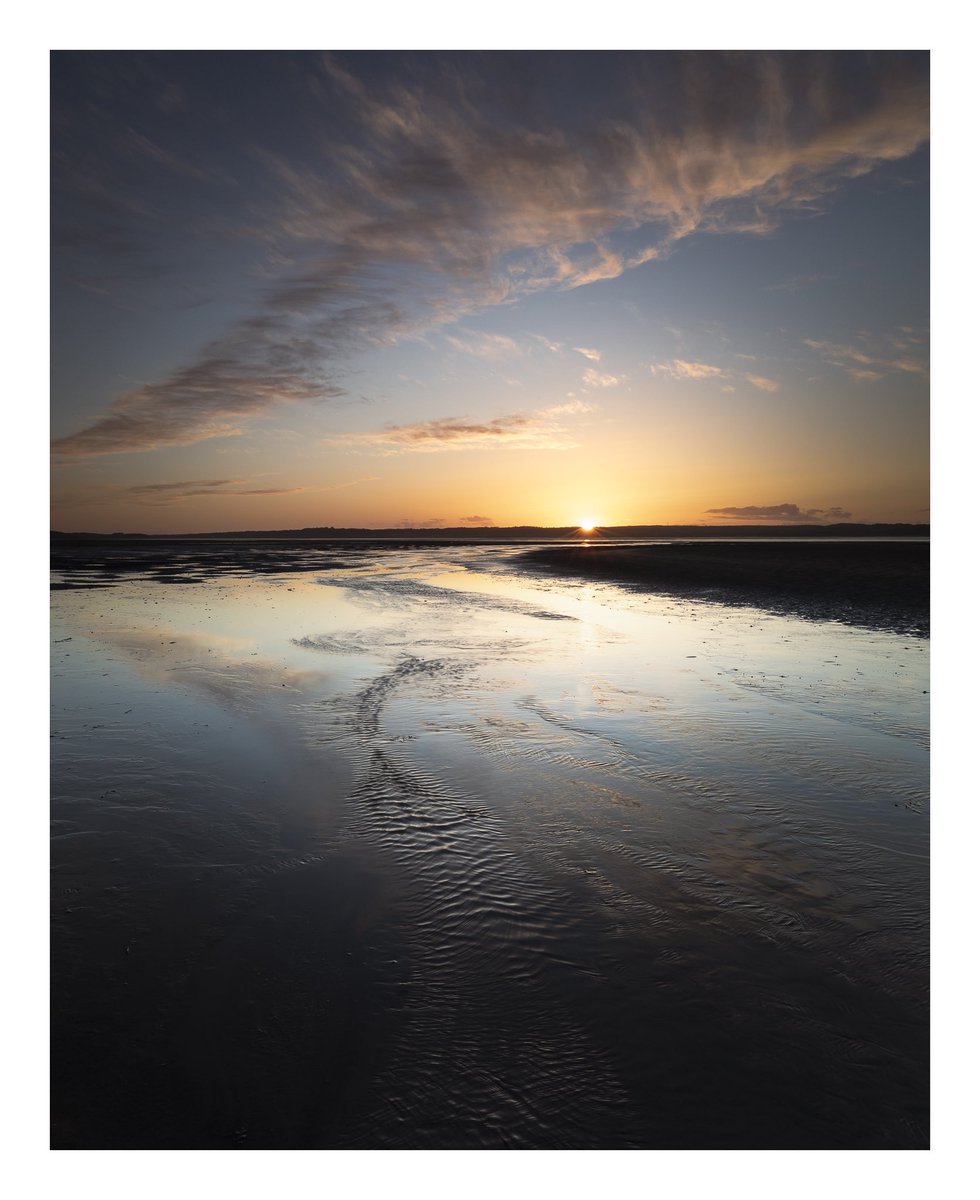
(51, 546, 928, 1148)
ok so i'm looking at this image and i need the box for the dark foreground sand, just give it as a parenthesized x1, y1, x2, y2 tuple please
(51, 543, 928, 1148)
(520, 541, 928, 636)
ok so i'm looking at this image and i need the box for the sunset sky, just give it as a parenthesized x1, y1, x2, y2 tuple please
(50, 51, 929, 532)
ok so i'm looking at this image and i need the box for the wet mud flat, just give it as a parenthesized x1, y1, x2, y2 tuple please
(51, 548, 928, 1148)
(49, 536, 371, 588)
(520, 541, 929, 636)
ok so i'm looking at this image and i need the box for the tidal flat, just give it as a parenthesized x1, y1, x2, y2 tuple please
(50, 541, 928, 1149)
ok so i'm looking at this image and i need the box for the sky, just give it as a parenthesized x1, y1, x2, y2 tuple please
(50, 50, 930, 532)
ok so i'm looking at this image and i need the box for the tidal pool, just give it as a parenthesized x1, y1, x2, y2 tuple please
(50, 545, 928, 1148)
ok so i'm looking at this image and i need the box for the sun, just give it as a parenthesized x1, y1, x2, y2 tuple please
(578, 518, 597, 533)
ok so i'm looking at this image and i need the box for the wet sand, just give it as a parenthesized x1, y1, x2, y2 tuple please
(49, 536, 367, 588)
(520, 541, 928, 636)
(52, 536, 929, 637)
(50, 544, 929, 1148)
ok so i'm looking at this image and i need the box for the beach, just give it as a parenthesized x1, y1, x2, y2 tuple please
(50, 540, 929, 1148)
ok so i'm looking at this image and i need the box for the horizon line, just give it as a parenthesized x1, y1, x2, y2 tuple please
(51, 520, 930, 539)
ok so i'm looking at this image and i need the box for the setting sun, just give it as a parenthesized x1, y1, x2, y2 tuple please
(578, 518, 597, 533)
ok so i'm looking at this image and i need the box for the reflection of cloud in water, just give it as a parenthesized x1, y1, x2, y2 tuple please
(100, 626, 328, 711)
(325, 574, 576, 622)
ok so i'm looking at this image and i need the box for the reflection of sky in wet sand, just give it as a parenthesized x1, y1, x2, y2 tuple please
(50, 547, 928, 1148)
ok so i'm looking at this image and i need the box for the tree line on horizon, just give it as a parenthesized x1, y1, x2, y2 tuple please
(51, 522, 929, 541)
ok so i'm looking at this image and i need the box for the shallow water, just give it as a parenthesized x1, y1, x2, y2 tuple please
(50, 545, 928, 1148)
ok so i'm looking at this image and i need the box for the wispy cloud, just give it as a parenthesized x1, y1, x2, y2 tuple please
(745, 373, 780, 393)
(651, 359, 725, 380)
(574, 347, 602, 362)
(53, 52, 928, 457)
(60, 475, 377, 508)
(652, 359, 780, 392)
(530, 334, 562, 353)
(324, 404, 586, 454)
(706, 503, 853, 522)
(52, 351, 348, 459)
(460, 514, 494, 525)
(542, 399, 595, 415)
(804, 333, 928, 380)
(121, 127, 227, 185)
(127, 479, 239, 494)
(583, 368, 623, 388)
(127, 481, 307, 506)
(445, 331, 522, 359)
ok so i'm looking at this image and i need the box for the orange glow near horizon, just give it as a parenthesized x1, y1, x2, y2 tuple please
(49, 54, 930, 537)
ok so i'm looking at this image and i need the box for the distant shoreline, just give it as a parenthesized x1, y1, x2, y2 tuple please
(51, 523, 928, 542)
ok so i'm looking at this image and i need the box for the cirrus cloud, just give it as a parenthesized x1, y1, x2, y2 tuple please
(804, 331, 928, 380)
(745, 373, 780, 393)
(325, 410, 581, 455)
(445, 331, 522, 359)
(651, 359, 725, 380)
(652, 360, 780, 391)
(53, 52, 928, 458)
(583, 368, 623, 388)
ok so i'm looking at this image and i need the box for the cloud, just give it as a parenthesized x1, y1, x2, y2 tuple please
(651, 359, 725, 380)
(582, 368, 623, 388)
(58, 474, 377, 508)
(705, 503, 853, 522)
(745, 373, 780, 392)
(460, 515, 494, 525)
(542, 399, 595, 415)
(127, 479, 238, 494)
(52, 350, 348, 458)
(123, 477, 309, 505)
(53, 52, 928, 456)
(652, 359, 781, 392)
(445, 331, 522, 358)
(574, 347, 601, 362)
(324, 405, 586, 454)
(804, 334, 928, 380)
(121, 127, 225, 184)
(184, 487, 306, 497)
(530, 334, 562, 353)
(325, 415, 571, 454)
